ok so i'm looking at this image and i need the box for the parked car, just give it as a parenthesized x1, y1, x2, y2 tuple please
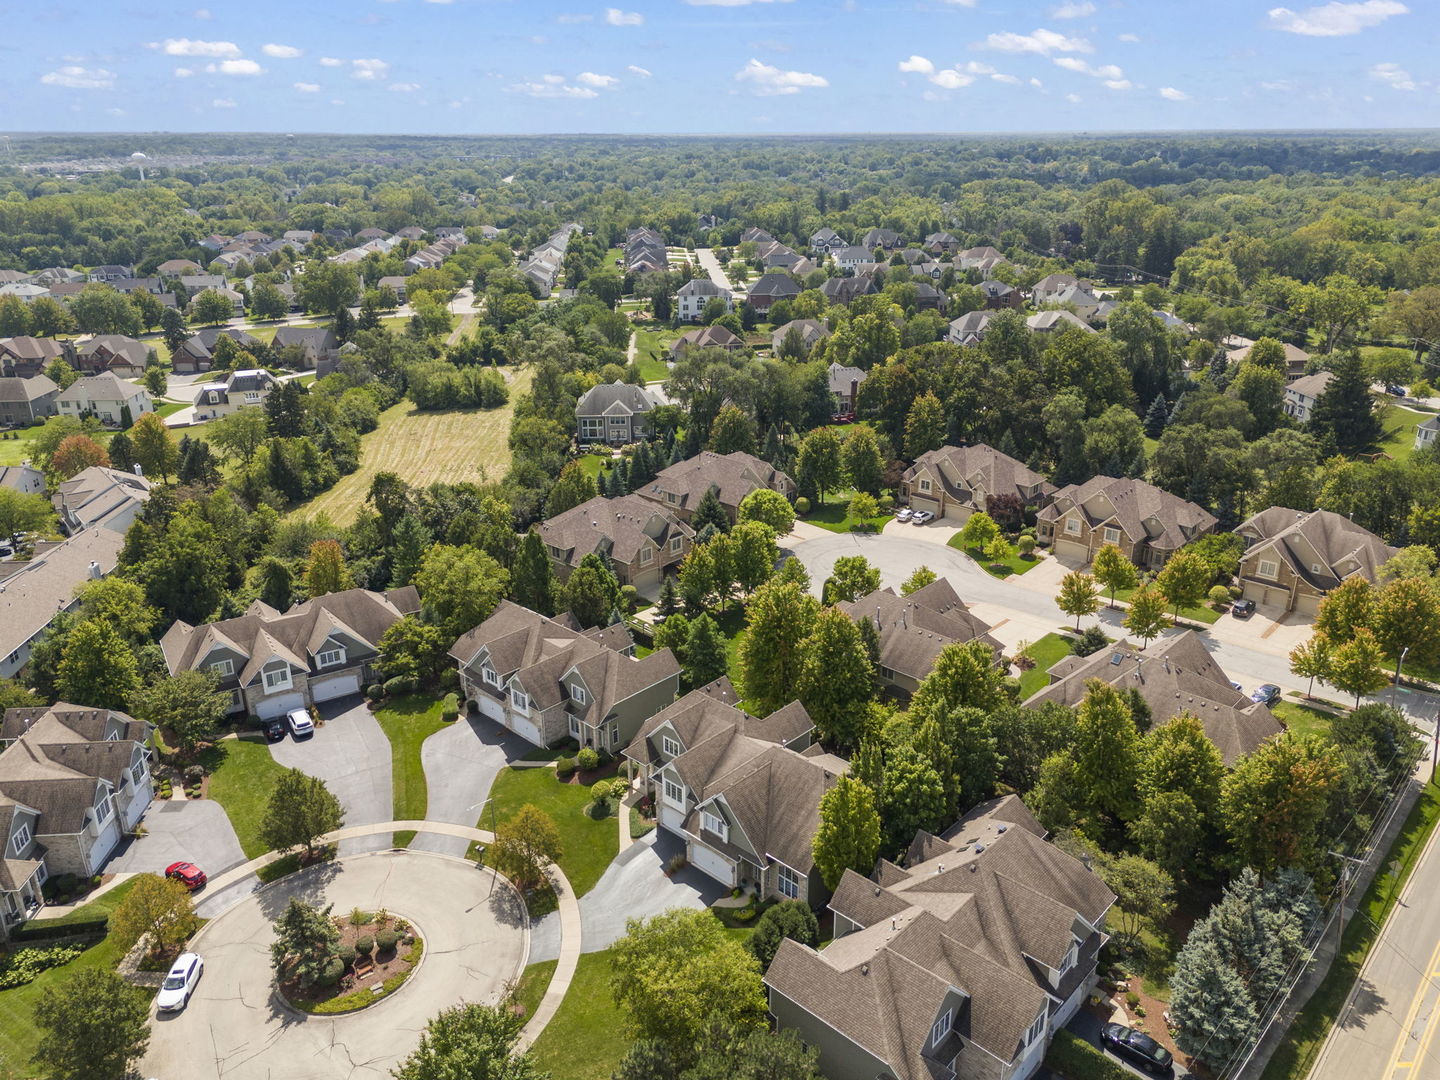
(895, 507, 913, 522)
(165, 861, 207, 891)
(1388, 384, 1408, 397)
(1250, 683, 1282, 707)
(156, 952, 204, 1012)
(911, 510, 934, 525)
(262, 717, 286, 742)
(286, 708, 315, 737)
(1100, 1022, 1173, 1074)
(1231, 598, 1256, 618)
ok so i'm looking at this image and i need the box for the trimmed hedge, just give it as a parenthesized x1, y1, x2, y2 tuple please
(9, 918, 109, 943)
(1045, 1030, 1138, 1080)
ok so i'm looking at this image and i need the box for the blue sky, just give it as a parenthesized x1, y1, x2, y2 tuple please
(6, 0, 1436, 134)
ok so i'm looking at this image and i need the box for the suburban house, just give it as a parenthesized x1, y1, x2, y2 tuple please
(87, 264, 134, 283)
(958, 245, 1005, 269)
(1038, 476, 1217, 568)
(903, 443, 1056, 525)
(0, 527, 125, 679)
(670, 324, 743, 358)
(73, 336, 150, 378)
(0, 466, 44, 495)
(676, 279, 732, 323)
(157, 259, 203, 276)
(0, 337, 69, 379)
(1226, 340, 1311, 380)
(745, 272, 801, 315)
(1235, 507, 1397, 616)
(1026, 310, 1096, 335)
(1283, 372, 1332, 423)
(860, 228, 903, 251)
(1031, 273, 1092, 307)
(772, 318, 830, 356)
(1024, 632, 1282, 764)
(820, 274, 878, 306)
(0, 375, 60, 427)
(809, 227, 847, 255)
(160, 587, 420, 719)
(1417, 415, 1439, 452)
(624, 228, 668, 274)
(538, 494, 695, 592)
(839, 579, 1003, 695)
(741, 228, 774, 245)
(924, 231, 960, 254)
(574, 381, 663, 446)
(54, 372, 153, 428)
(638, 450, 796, 524)
(170, 327, 262, 374)
(625, 676, 846, 903)
(0, 704, 153, 939)
(827, 362, 866, 414)
(1049, 284, 1103, 322)
(377, 276, 408, 303)
(911, 282, 949, 313)
(272, 326, 341, 368)
(765, 795, 1115, 1080)
(450, 600, 680, 751)
(947, 310, 994, 346)
(979, 280, 1021, 309)
(192, 368, 280, 421)
(0, 283, 51, 304)
(836, 246, 875, 271)
(53, 466, 153, 535)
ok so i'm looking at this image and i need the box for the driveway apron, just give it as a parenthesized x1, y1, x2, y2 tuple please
(410, 713, 527, 858)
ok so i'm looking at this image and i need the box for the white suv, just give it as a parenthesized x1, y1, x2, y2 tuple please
(286, 708, 315, 737)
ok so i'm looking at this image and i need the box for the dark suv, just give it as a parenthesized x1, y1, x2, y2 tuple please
(1231, 598, 1256, 618)
(1101, 1023, 1173, 1074)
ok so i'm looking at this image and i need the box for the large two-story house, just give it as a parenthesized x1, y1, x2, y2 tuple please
(538, 494, 694, 594)
(1235, 507, 1396, 616)
(638, 451, 795, 524)
(450, 601, 680, 751)
(624, 676, 846, 903)
(192, 368, 280, 421)
(1037, 476, 1217, 568)
(73, 336, 150, 379)
(765, 795, 1115, 1080)
(574, 382, 663, 446)
(1282, 372, 1332, 424)
(0, 704, 153, 939)
(0, 375, 60, 428)
(170, 327, 262, 374)
(902, 444, 1055, 526)
(54, 372, 153, 428)
(676, 279, 732, 323)
(53, 466, 153, 535)
(160, 588, 419, 718)
(0, 337, 70, 379)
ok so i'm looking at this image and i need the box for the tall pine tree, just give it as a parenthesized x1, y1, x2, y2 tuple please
(512, 531, 557, 616)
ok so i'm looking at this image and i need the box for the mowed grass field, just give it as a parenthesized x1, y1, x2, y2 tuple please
(294, 366, 531, 524)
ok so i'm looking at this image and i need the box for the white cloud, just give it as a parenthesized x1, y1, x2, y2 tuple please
(1066, 92, 1082, 102)
(627, 64, 652, 77)
(351, 58, 390, 80)
(981, 28, 1093, 54)
(330, 98, 345, 106)
(40, 65, 115, 89)
(1370, 61, 1416, 90)
(939, 0, 977, 5)
(1030, 76, 1043, 86)
(1051, 0, 1095, 16)
(965, 61, 995, 75)
(174, 66, 194, 78)
(320, 57, 342, 67)
(262, 43, 302, 58)
(1103, 79, 1132, 90)
(605, 8, 644, 24)
(898, 55, 984, 92)
(207, 59, 265, 76)
(685, 0, 795, 5)
(577, 71, 620, 88)
(1053, 57, 1126, 84)
(931, 68, 974, 90)
(193, 7, 212, 18)
(507, 80, 599, 98)
(992, 73, 1021, 84)
(157, 37, 240, 57)
(211, 97, 237, 108)
(1267, 0, 1407, 35)
(389, 82, 421, 92)
(1118, 32, 1140, 42)
(898, 55, 935, 75)
(294, 81, 320, 92)
(734, 57, 828, 95)
(1159, 86, 1189, 100)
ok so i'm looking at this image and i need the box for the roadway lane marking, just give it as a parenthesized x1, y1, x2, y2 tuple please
(1384, 938, 1440, 1079)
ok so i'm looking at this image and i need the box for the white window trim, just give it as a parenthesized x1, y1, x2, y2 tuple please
(11, 823, 31, 855)
(510, 687, 530, 715)
(1025, 1012, 1047, 1046)
(263, 667, 292, 691)
(482, 665, 501, 688)
(570, 683, 588, 706)
(701, 810, 727, 840)
(316, 648, 344, 668)
(1065, 517, 1082, 536)
(663, 778, 684, 806)
(661, 735, 680, 757)
(917, 477, 932, 493)
(1061, 938, 1079, 974)
(93, 792, 113, 826)
(1102, 526, 1121, 544)
(932, 1008, 953, 1048)
(638, 546, 653, 566)
(209, 658, 234, 677)
(569, 713, 581, 737)
(777, 863, 800, 900)
(669, 536, 683, 554)
(1258, 559, 1279, 580)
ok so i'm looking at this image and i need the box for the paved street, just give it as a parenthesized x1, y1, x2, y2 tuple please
(409, 713, 528, 859)
(270, 699, 392, 856)
(694, 247, 740, 295)
(141, 851, 527, 1080)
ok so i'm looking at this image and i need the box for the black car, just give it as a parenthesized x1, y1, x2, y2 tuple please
(1388, 384, 1408, 397)
(1101, 1023, 1173, 1074)
(261, 717, 286, 742)
(1231, 598, 1256, 618)
(1250, 683, 1282, 707)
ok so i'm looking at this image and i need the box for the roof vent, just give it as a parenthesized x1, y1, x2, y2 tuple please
(861, 963, 870, 976)
(973, 843, 985, 854)
(996, 824, 1007, 833)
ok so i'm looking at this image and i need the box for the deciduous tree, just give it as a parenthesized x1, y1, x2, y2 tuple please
(491, 804, 563, 893)
(1123, 584, 1168, 647)
(796, 427, 842, 505)
(1057, 570, 1100, 630)
(1220, 732, 1345, 874)
(1091, 543, 1138, 608)
(260, 768, 344, 858)
(57, 619, 139, 712)
(32, 969, 151, 1080)
(1155, 550, 1210, 622)
(738, 579, 819, 713)
(392, 1004, 544, 1080)
(1327, 627, 1389, 705)
(822, 554, 879, 604)
(0, 487, 56, 545)
(797, 607, 874, 747)
(131, 670, 228, 752)
(129, 413, 179, 483)
(304, 538, 353, 598)
(414, 544, 510, 637)
(110, 873, 198, 955)
(737, 488, 795, 536)
(812, 775, 883, 891)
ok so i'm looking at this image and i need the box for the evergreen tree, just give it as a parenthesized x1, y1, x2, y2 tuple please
(762, 423, 786, 468)
(107, 430, 135, 473)
(332, 304, 355, 344)
(855, 613, 883, 692)
(547, 461, 600, 516)
(691, 486, 731, 534)
(656, 574, 680, 618)
(996, 427, 1019, 460)
(1309, 351, 1382, 454)
(304, 539, 353, 598)
(255, 556, 294, 611)
(682, 614, 728, 690)
(511, 531, 557, 616)
(565, 552, 622, 629)
(1143, 394, 1170, 438)
(389, 513, 433, 589)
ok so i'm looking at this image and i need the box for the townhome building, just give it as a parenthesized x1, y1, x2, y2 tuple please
(0, 528, 125, 679)
(1037, 475, 1217, 568)
(1235, 507, 1397, 616)
(0, 375, 60, 427)
(839, 579, 1002, 695)
(54, 372, 153, 427)
(902, 443, 1055, 526)
(73, 336, 150, 378)
(637, 451, 795, 524)
(0, 337, 70, 379)
(538, 494, 694, 593)
(0, 466, 44, 495)
(170, 327, 262, 374)
(449, 601, 680, 751)
(53, 466, 153, 535)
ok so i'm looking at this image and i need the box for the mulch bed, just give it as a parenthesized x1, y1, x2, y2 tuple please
(280, 912, 418, 1011)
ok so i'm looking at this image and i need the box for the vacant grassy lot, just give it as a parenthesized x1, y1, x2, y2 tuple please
(295, 367, 531, 524)
(1018, 632, 1074, 698)
(204, 735, 289, 858)
(486, 764, 619, 897)
(632, 327, 675, 382)
(373, 694, 451, 846)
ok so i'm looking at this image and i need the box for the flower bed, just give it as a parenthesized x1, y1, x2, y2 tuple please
(279, 910, 423, 1015)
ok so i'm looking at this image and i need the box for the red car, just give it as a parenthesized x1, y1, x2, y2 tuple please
(165, 862, 207, 890)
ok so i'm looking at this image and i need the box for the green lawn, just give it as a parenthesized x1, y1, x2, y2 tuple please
(513, 958, 557, 1023)
(1110, 585, 1222, 625)
(1261, 780, 1440, 1080)
(153, 401, 186, 419)
(529, 949, 632, 1080)
(946, 535, 1045, 579)
(485, 766, 620, 897)
(1374, 405, 1425, 462)
(1018, 633, 1074, 699)
(577, 452, 609, 480)
(1271, 700, 1335, 738)
(30, 877, 140, 930)
(0, 426, 45, 467)
(633, 328, 677, 382)
(802, 489, 894, 534)
(373, 694, 451, 846)
(203, 735, 289, 859)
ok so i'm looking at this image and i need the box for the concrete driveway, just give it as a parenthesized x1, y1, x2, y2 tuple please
(141, 851, 528, 1080)
(410, 713, 529, 859)
(270, 698, 392, 856)
(108, 799, 247, 878)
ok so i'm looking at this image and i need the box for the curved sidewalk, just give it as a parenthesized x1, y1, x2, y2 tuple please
(198, 818, 579, 1049)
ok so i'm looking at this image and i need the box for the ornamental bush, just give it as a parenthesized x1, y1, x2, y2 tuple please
(376, 929, 400, 953)
(356, 936, 374, 956)
(556, 756, 576, 779)
(794, 497, 810, 515)
(577, 747, 599, 771)
(317, 956, 345, 987)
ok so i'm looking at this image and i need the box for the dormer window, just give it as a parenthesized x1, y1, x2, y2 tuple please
(662, 735, 680, 757)
(263, 667, 292, 691)
(1024, 1012, 1046, 1046)
(510, 687, 530, 714)
(11, 822, 31, 855)
(570, 684, 588, 706)
(931, 1008, 953, 1048)
(482, 665, 501, 688)
(317, 648, 344, 668)
(701, 809, 727, 840)
(1060, 938, 1079, 974)
(93, 791, 113, 824)
(209, 658, 234, 677)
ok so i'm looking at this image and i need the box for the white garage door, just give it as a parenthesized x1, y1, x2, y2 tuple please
(311, 673, 360, 703)
(689, 842, 736, 887)
(475, 694, 506, 724)
(89, 814, 122, 873)
(256, 692, 304, 719)
(506, 712, 543, 747)
(1056, 538, 1091, 565)
(660, 802, 687, 834)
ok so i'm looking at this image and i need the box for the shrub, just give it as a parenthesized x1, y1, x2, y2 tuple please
(748, 900, 820, 970)
(365, 683, 383, 701)
(441, 692, 460, 721)
(337, 945, 358, 965)
(1071, 625, 1111, 657)
(349, 907, 368, 926)
(1126, 990, 1141, 1008)
(376, 929, 400, 952)
(556, 756, 576, 779)
(1017, 535, 1037, 556)
(877, 492, 894, 510)
(1045, 1030, 1135, 1080)
(356, 936, 375, 956)
(794, 496, 810, 515)
(620, 584, 639, 613)
(577, 747, 599, 771)
(590, 779, 614, 809)
(382, 675, 414, 697)
(1208, 585, 1231, 608)
(0, 944, 86, 989)
(316, 955, 345, 987)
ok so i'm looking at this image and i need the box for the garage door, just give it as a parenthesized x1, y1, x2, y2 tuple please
(1295, 591, 1321, 617)
(689, 842, 735, 886)
(943, 503, 974, 524)
(89, 814, 122, 873)
(506, 712, 543, 747)
(1243, 580, 1270, 604)
(660, 802, 687, 834)
(256, 692, 304, 719)
(1056, 538, 1090, 565)
(475, 694, 506, 724)
(311, 673, 360, 703)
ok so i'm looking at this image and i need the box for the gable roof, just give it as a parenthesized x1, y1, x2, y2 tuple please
(638, 451, 794, 514)
(0, 337, 66, 363)
(1037, 475, 1217, 553)
(0, 375, 59, 403)
(1237, 507, 1396, 593)
(0, 527, 125, 666)
(538, 494, 693, 570)
(53, 466, 153, 531)
(904, 443, 1054, 510)
(574, 381, 660, 418)
(672, 325, 741, 353)
(1023, 631, 1281, 764)
(74, 336, 149, 368)
(747, 272, 801, 300)
(772, 319, 830, 352)
(1286, 371, 1333, 400)
(677, 279, 730, 298)
(55, 371, 146, 405)
(839, 579, 1002, 682)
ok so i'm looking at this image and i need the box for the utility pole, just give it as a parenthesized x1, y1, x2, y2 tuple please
(1328, 850, 1366, 953)
(1392, 645, 1409, 710)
